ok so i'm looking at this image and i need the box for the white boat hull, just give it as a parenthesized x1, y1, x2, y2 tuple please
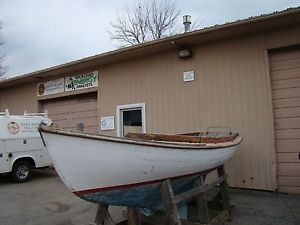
(42, 132, 240, 197)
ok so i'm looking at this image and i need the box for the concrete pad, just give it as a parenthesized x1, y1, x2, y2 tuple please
(226, 189, 300, 225)
(0, 169, 299, 225)
(0, 169, 124, 225)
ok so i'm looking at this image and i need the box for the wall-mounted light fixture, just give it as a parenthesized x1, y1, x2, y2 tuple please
(178, 48, 193, 59)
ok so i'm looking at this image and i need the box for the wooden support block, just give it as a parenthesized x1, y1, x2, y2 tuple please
(127, 207, 141, 225)
(209, 210, 229, 225)
(112, 167, 232, 225)
(160, 179, 182, 225)
(217, 166, 231, 213)
(141, 213, 168, 225)
(181, 220, 203, 225)
(94, 204, 115, 225)
(195, 176, 210, 224)
(181, 210, 228, 225)
(174, 176, 225, 204)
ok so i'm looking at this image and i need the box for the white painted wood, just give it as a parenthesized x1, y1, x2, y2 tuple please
(41, 129, 241, 192)
(116, 103, 146, 137)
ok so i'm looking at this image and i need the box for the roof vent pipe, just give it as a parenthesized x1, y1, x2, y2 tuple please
(183, 15, 191, 32)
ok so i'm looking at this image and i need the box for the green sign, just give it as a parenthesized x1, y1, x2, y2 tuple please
(65, 71, 98, 91)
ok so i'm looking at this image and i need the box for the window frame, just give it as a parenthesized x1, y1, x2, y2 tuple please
(116, 103, 146, 137)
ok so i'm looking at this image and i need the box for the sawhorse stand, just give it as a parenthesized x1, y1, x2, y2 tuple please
(93, 165, 232, 225)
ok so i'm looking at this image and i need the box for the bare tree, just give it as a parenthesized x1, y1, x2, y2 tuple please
(109, 0, 180, 46)
(0, 22, 7, 79)
(146, 0, 180, 39)
(109, 3, 148, 45)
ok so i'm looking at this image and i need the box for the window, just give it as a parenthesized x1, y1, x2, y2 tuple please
(116, 103, 146, 137)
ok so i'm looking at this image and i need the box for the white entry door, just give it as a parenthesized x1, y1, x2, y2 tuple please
(116, 103, 146, 137)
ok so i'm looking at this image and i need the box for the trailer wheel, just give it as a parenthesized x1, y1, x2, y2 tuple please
(11, 161, 32, 183)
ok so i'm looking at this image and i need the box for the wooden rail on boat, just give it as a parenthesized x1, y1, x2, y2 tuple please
(125, 132, 238, 144)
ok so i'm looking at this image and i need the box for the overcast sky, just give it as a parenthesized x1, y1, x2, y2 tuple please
(0, 0, 300, 78)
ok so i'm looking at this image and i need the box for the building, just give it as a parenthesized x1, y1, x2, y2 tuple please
(0, 7, 299, 193)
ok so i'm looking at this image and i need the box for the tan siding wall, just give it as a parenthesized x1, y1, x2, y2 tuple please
(98, 35, 274, 189)
(98, 27, 299, 190)
(0, 25, 299, 190)
(264, 26, 300, 50)
(0, 82, 38, 114)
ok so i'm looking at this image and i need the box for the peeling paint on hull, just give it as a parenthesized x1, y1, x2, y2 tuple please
(78, 175, 197, 210)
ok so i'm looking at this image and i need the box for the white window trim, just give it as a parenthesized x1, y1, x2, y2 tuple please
(116, 103, 146, 137)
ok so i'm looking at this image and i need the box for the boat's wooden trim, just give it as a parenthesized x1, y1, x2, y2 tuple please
(39, 125, 242, 149)
(125, 132, 237, 144)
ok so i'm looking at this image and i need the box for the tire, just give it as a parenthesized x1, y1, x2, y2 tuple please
(11, 161, 33, 183)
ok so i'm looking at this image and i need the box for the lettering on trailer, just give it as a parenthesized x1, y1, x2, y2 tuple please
(7, 121, 41, 135)
(20, 122, 40, 133)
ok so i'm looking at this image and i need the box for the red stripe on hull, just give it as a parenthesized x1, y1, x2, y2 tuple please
(74, 167, 215, 196)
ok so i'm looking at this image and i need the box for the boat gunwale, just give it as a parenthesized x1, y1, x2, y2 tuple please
(39, 125, 242, 150)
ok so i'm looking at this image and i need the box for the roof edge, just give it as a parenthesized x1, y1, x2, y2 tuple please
(1, 6, 300, 87)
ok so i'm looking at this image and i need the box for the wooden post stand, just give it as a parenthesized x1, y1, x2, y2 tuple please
(94, 204, 115, 225)
(160, 179, 183, 225)
(149, 165, 231, 225)
(127, 207, 141, 225)
(217, 166, 231, 214)
(195, 176, 210, 224)
(96, 165, 232, 225)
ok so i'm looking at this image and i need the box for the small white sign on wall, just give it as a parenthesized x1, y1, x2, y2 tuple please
(37, 78, 65, 96)
(183, 71, 195, 82)
(101, 116, 115, 130)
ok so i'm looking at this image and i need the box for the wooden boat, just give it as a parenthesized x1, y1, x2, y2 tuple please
(38, 125, 242, 210)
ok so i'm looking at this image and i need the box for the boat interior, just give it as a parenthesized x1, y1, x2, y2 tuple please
(125, 131, 238, 144)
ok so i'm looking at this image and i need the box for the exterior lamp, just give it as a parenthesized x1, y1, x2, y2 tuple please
(178, 48, 193, 59)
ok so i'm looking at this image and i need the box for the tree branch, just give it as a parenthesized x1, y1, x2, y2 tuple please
(0, 21, 7, 78)
(109, 0, 180, 46)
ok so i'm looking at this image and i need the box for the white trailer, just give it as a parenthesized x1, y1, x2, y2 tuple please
(0, 109, 52, 182)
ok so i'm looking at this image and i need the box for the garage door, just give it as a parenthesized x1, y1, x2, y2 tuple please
(269, 46, 300, 194)
(41, 92, 98, 133)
